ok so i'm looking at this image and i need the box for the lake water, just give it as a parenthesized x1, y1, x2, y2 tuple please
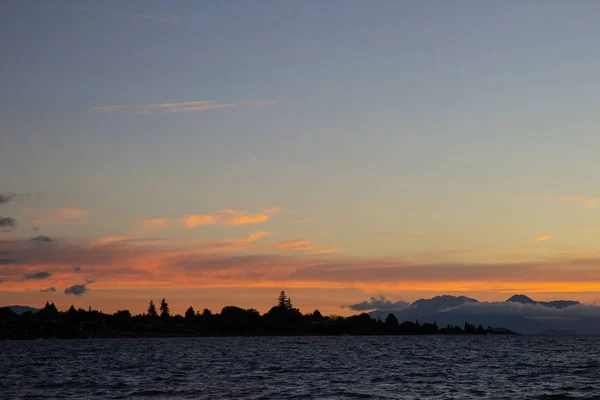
(1, 336, 599, 399)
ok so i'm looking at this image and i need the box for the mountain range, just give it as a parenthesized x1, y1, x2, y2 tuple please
(368, 294, 600, 335)
(5, 305, 40, 315)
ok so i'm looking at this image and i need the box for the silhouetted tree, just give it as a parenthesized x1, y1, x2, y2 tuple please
(147, 300, 158, 317)
(38, 302, 59, 320)
(0, 307, 17, 320)
(399, 321, 419, 334)
(160, 298, 170, 318)
(114, 310, 131, 319)
(185, 306, 195, 320)
(310, 309, 323, 321)
(385, 313, 400, 332)
(0, 291, 517, 340)
(278, 290, 288, 308)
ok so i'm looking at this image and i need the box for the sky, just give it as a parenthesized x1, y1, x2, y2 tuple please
(1, 1, 600, 316)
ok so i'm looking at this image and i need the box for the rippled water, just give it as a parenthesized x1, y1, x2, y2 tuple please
(1, 336, 600, 399)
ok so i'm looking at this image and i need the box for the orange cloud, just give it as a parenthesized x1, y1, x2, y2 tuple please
(519, 196, 598, 209)
(531, 235, 552, 243)
(246, 231, 272, 242)
(96, 236, 135, 245)
(6, 234, 600, 312)
(184, 208, 280, 228)
(308, 247, 340, 255)
(276, 239, 314, 250)
(273, 239, 337, 255)
(227, 214, 269, 226)
(140, 219, 167, 229)
(184, 215, 221, 228)
(21, 207, 88, 226)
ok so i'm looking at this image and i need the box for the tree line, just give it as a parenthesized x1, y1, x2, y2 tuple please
(0, 291, 515, 339)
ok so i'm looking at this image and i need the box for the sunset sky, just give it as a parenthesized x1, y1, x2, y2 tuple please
(1, 1, 600, 315)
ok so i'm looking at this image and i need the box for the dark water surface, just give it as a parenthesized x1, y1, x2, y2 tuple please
(1, 336, 599, 399)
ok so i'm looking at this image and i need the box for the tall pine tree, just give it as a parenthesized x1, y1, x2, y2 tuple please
(185, 306, 195, 319)
(160, 298, 170, 318)
(147, 300, 157, 317)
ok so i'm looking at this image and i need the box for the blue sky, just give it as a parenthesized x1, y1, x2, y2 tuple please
(1, 1, 600, 313)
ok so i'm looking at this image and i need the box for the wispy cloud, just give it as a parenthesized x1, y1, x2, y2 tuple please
(276, 239, 314, 250)
(96, 236, 136, 245)
(0, 195, 13, 205)
(184, 208, 281, 228)
(274, 240, 338, 255)
(40, 287, 56, 293)
(90, 99, 279, 115)
(531, 235, 552, 243)
(0, 194, 17, 205)
(138, 219, 168, 233)
(183, 215, 222, 228)
(246, 231, 272, 242)
(21, 208, 87, 226)
(220, 209, 270, 226)
(0, 192, 35, 205)
(308, 247, 340, 255)
(519, 196, 598, 209)
(6, 234, 600, 294)
(81, 7, 180, 24)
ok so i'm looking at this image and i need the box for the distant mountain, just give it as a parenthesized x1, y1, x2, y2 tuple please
(5, 305, 39, 315)
(506, 294, 536, 304)
(542, 300, 581, 309)
(506, 294, 580, 309)
(368, 293, 598, 335)
(412, 295, 479, 312)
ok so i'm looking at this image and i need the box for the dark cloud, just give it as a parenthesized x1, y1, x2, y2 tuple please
(24, 271, 52, 280)
(0, 258, 17, 265)
(342, 295, 410, 311)
(30, 235, 54, 243)
(0, 192, 35, 205)
(40, 287, 56, 292)
(73, 266, 82, 272)
(0, 217, 17, 232)
(0, 194, 16, 205)
(0, 279, 3, 284)
(64, 284, 88, 296)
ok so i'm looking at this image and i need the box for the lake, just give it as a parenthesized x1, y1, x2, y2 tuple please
(1, 336, 599, 399)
